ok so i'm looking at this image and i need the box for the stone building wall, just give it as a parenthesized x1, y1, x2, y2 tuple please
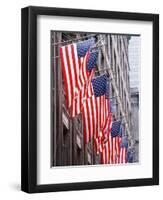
(130, 87, 139, 162)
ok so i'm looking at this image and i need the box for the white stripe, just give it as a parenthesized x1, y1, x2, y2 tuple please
(79, 57, 85, 86)
(73, 44, 81, 89)
(87, 81, 91, 97)
(96, 97, 100, 136)
(71, 99, 75, 117)
(120, 148, 123, 163)
(109, 135, 112, 163)
(123, 148, 126, 163)
(116, 137, 119, 156)
(87, 98, 93, 139)
(109, 119, 113, 130)
(92, 96, 97, 137)
(67, 45, 76, 96)
(100, 97, 104, 128)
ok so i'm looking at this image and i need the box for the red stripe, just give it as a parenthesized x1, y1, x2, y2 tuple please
(88, 99, 93, 140)
(107, 138, 111, 164)
(71, 45, 78, 91)
(116, 137, 120, 163)
(107, 141, 110, 164)
(90, 97, 95, 140)
(109, 134, 112, 164)
(81, 55, 88, 84)
(103, 98, 106, 127)
(100, 96, 103, 129)
(105, 142, 108, 164)
(95, 98, 99, 138)
(86, 100, 91, 141)
(65, 46, 74, 105)
(118, 137, 122, 163)
(112, 137, 114, 164)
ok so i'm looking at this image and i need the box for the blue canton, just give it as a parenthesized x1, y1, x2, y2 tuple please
(87, 51, 98, 71)
(77, 38, 95, 58)
(91, 74, 107, 97)
(111, 121, 121, 137)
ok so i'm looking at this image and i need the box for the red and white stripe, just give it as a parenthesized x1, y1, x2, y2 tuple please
(82, 94, 97, 143)
(115, 137, 122, 163)
(102, 112, 112, 142)
(101, 136, 127, 165)
(119, 147, 127, 164)
(82, 95, 106, 144)
(101, 132, 113, 164)
(94, 135, 103, 155)
(93, 97, 106, 148)
(94, 99, 112, 153)
(60, 44, 92, 117)
(101, 141, 108, 164)
(110, 136, 122, 164)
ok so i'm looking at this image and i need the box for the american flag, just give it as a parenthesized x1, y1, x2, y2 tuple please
(93, 77, 113, 155)
(60, 38, 95, 117)
(119, 136, 128, 163)
(102, 81, 112, 142)
(101, 79, 112, 153)
(82, 74, 110, 144)
(101, 133, 122, 164)
(109, 121, 122, 164)
(102, 112, 113, 144)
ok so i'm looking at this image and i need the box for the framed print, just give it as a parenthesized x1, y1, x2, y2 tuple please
(21, 6, 159, 193)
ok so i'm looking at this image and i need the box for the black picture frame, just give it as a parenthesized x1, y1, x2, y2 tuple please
(21, 6, 159, 193)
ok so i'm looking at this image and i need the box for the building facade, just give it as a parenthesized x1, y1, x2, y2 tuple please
(129, 36, 140, 89)
(51, 32, 132, 166)
(130, 87, 139, 162)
